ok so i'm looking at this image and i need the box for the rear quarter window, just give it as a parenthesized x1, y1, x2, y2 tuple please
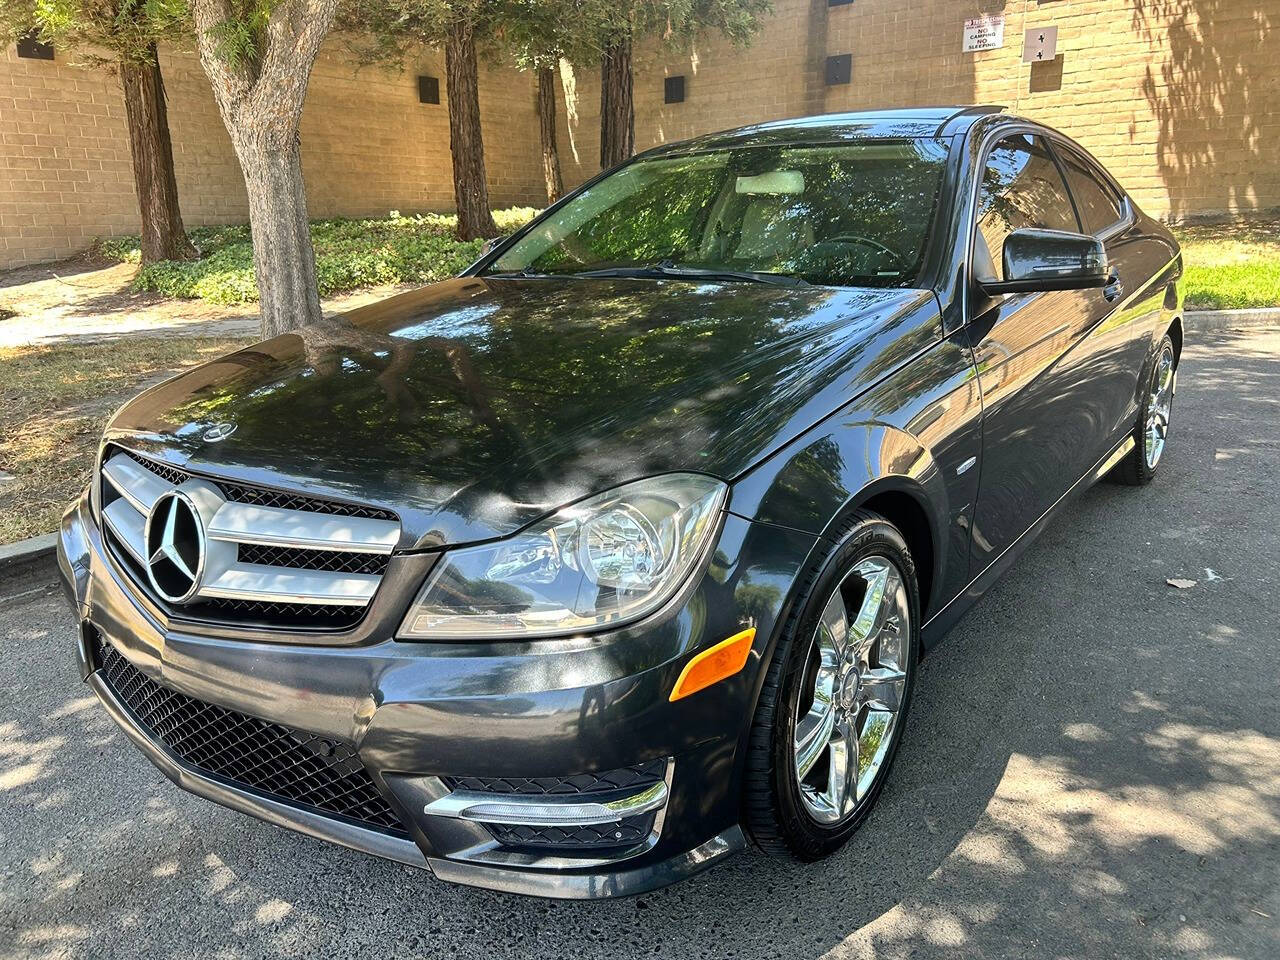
(1058, 145, 1126, 236)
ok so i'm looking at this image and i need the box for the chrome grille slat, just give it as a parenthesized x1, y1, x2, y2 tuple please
(101, 497, 147, 563)
(206, 502, 398, 554)
(201, 563, 379, 607)
(102, 454, 169, 513)
(98, 447, 400, 628)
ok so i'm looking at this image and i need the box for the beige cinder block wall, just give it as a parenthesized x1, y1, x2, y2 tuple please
(556, 0, 1279, 221)
(0, 41, 546, 269)
(3, 1, 1276, 269)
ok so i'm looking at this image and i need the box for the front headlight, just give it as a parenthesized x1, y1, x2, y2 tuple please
(398, 473, 727, 640)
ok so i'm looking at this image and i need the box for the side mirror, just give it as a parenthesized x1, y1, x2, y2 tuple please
(980, 228, 1110, 295)
(479, 235, 509, 258)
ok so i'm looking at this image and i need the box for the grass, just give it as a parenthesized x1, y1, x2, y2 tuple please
(94, 208, 539, 305)
(1172, 218, 1280, 311)
(0, 337, 251, 544)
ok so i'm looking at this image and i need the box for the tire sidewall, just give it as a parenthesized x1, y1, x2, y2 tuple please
(755, 513, 922, 860)
(1135, 334, 1177, 480)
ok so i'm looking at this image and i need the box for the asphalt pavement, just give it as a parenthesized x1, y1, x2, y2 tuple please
(2, 329, 1277, 960)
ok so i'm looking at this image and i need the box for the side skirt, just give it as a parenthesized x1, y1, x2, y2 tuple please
(921, 434, 1136, 648)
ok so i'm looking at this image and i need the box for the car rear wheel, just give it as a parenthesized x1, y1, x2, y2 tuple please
(1111, 334, 1176, 486)
(743, 510, 920, 860)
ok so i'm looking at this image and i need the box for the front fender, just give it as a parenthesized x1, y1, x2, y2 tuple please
(728, 423, 948, 597)
(727, 334, 984, 626)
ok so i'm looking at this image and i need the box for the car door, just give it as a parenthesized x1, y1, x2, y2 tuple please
(965, 132, 1102, 570)
(1053, 140, 1154, 442)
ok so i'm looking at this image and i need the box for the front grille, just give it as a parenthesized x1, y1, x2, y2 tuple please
(93, 631, 406, 837)
(97, 446, 399, 632)
(101, 532, 368, 631)
(445, 760, 666, 852)
(198, 596, 368, 630)
(135, 457, 189, 487)
(218, 481, 397, 521)
(237, 543, 389, 576)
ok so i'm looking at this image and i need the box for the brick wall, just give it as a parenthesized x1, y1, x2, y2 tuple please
(2, 1, 1276, 269)
(556, 0, 1279, 221)
(0, 41, 545, 269)
(1, 46, 135, 266)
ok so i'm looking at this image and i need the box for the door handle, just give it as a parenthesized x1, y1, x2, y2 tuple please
(1103, 271, 1124, 303)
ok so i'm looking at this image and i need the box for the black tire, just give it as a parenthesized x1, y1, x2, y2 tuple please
(1111, 334, 1177, 486)
(743, 509, 921, 861)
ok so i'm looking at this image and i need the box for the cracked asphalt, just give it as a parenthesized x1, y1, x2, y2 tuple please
(2, 329, 1278, 960)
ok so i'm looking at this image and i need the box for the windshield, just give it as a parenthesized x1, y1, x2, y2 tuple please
(489, 138, 949, 288)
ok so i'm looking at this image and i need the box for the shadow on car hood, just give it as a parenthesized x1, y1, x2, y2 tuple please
(106, 276, 940, 548)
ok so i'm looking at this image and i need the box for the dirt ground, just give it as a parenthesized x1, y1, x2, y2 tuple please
(0, 256, 415, 544)
(0, 256, 414, 348)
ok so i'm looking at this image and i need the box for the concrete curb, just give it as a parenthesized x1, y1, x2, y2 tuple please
(0, 532, 58, 579)
(1185, 308, 1280, 334)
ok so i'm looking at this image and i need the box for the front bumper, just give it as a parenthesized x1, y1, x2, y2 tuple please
(58, 490, 818, 898)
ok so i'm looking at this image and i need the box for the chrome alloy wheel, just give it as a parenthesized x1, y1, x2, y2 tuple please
(1145, 343, 1176, 468)
(792, 555, 911, 824)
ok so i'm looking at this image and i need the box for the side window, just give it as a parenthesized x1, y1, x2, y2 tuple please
(1058, 144, 1125, 236)
(973, 134, 1079, 282)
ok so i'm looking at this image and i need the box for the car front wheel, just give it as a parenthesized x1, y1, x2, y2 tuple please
(744, 510, 920, 860)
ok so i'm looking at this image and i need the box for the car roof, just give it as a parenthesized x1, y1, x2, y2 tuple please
(644, 106, 1009, 157)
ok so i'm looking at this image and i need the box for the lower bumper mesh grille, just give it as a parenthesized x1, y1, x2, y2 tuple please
(92, 631, 406, 837)
(444, 759, 667, 797)
(487, 816, 655, 850)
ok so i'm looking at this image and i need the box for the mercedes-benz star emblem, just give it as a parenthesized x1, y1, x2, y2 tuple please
(145, 491, 206, 604)
(202, 422, 236, 443)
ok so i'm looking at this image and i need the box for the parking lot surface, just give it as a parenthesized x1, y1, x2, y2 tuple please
(2, 330, 1278, 960)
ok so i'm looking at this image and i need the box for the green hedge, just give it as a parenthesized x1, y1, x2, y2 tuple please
(95, 209, 539, 305)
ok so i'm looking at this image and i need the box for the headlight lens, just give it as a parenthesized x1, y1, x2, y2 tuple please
(398, 474, 727, 639)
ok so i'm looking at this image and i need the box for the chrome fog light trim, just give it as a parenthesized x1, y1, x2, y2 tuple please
(423, 780, 668, 827)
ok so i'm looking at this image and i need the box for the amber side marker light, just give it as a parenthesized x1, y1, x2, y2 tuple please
(669, 628, 756, 702)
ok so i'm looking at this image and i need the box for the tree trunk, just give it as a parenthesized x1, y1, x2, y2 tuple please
(537, 65, 564, 205)
(599, 33, 634, 170)
(445, 20, 498, 241)
(119, 47, 196, 265)
(188, 0, 337, 339)
(233, 134, 323, 338)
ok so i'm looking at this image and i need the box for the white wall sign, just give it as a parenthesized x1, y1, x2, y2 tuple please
(1024, 26, 1059, 63)
(963, 15, 1006, 53)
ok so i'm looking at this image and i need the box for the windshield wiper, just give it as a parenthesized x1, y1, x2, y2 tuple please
(483, 267, 557, 279)
(574, 260, 809, 287)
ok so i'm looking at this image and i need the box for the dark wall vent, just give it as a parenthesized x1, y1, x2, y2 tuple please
(664, 75, 686, 104)
(825, 54, 852, 86)
(417, 75, 440, 104)
(16, 31, 54, 60)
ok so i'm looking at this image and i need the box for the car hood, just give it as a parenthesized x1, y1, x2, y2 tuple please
(106, 277, 940, 548)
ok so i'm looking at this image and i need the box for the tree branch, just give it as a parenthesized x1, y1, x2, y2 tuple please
(248, 0, 339, 133)
(189, 0, 253, 120)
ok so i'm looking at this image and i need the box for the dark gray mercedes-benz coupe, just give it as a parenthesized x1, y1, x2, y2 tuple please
(57, 106, 1183, 898)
